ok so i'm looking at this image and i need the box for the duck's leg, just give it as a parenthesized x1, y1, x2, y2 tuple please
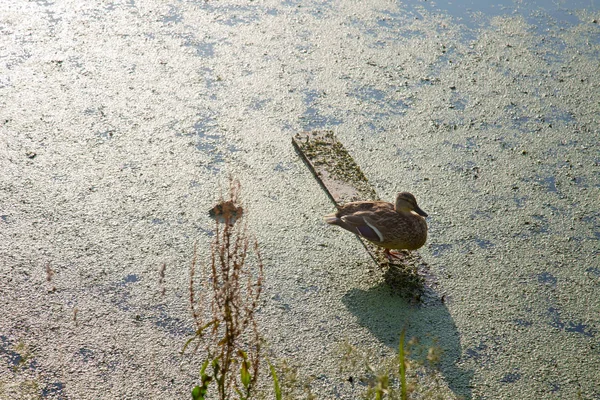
(384, 248, 408, 260)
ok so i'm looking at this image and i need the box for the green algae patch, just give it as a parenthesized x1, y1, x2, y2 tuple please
(293, 130, 377, 204)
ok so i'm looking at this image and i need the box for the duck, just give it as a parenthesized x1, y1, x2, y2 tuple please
(323, 192, 428, 258)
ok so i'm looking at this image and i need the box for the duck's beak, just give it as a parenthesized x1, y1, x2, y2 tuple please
(414, 206, 428, 217)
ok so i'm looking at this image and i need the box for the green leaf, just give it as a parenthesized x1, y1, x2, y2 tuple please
(399, 329, 407, 400)
(237, 349, 249, 361)
(191, 359, 213, 400)
(235, 388, 244, 398)
(268, 361, 282, 400)
(241, 359, 251, 388)
(182, 320, 219, 354)
(191, 386, 203, 400)
(200, 359, 210, 378)
(238, 350, 251, 389)
(211, 356, 220, 375)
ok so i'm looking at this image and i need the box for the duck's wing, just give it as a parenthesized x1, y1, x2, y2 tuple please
(340, 212, 389, 243)
(337, 201, 393, 216)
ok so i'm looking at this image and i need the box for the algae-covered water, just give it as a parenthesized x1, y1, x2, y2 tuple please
(1, 0, 599, 398)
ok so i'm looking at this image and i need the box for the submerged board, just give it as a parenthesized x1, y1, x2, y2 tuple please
(293, 131, 437, 303)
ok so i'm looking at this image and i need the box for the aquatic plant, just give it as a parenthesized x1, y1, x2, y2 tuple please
(185, 178, 264, 400)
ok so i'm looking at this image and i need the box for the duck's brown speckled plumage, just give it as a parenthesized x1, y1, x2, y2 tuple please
(323, 192, 428, 251)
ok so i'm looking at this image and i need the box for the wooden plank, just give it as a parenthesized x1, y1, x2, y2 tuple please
(293, 131, 437, 303)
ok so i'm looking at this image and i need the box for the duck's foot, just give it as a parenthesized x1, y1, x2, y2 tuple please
(384, 249, 409, 261)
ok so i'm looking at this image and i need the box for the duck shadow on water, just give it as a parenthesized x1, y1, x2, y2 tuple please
(342, 281, 473, 399)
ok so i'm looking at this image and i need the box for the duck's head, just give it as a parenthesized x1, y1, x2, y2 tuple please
(395, 192, 428, 217)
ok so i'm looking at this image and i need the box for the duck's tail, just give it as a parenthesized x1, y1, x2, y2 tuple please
(323, 213, 340, 225)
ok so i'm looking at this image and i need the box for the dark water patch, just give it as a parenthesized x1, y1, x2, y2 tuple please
(464, 337, 503, 366)
(470, 210, 493, 220)
(350, 10, 425, 41)
(361, 120, 385, 134)
(249, 97, 270, 110)
(537, 271, 557, 286)
(161, 5, 183, 24)
(565, 322, 595, 336)
(400, 0, 600, 32)
(549, 382, 560, 392)
(369, 40, 388, 48)
(101, 276, 193, 337)
(586, 267, 600, 277)
(195, 134, 222, 154)
(42, 381, 65, 398)
(510, 115, 537, 133)
(475, 238, 494, 249)
(450, 93, 468, 111)
(271, 293, 291, 312)
(197, 226, 215, 237)
(565, 174, 588, 188)
(192, 118, 220, 151)
(300, 89, 343, 130)
(0, 335, 39, 371)
(78, 347, 95, 362)
(352, 86, 386, 102)
(104, 0, 135, 11)
(181, 36, 215, 58)
(0, 75, 11, 89)
(103, 274, 140, 312)
(535, 175, 558, 193)
(282, 0, 333, 16)
(530, 210, 549, 227)
(175, 116, 238, 172)
(464, 343, 487, 361)
(430, 243, 452, 257)
(220, 14, 258, 26)
(528, 214, 549, 233)
(581, 213, 599, 224)
(394, 146, 413, 159)
(443, 160, 481, 181)
(581, 213, 600, 240)
(301, 285, 320, 294)
(150, 305, 194, 337)
(513, 318, 533, 327)
(531, 32, 569, 63)
(432, 118, 466, 132)
(1, 335, 23, 368)
(526, 8, 598, 45)
(300, 109, 343, 131)
(199, 3, 263, 26)
(274, 162, 293, 172)
(376, 13, 406, 29)
(545, 8, 582, 26)
(464, 137, 479, 150)
(547, 307, 595, 337)
(513, 195, 527, 208)
(33, 0, 61, 26)
(500, 372, 521, 383)
(198, 67, 223, 92)
(494, 135, 520, 152)
(504, 103, 552, 134)
(122, 274, 140, 285)
(96, 129, 115, 140)
(545, 106, 577, 126)
(0, 215, 8, 223)
(295, 44, 312, 55)
(83, 107, 104, 116)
